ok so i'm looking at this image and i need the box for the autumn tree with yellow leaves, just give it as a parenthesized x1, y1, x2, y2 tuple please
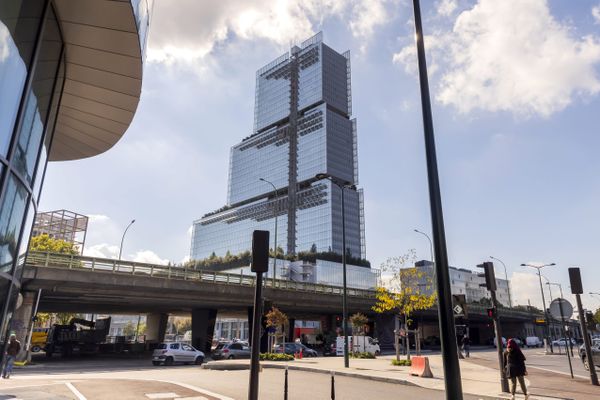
(372, 250, 437, 361)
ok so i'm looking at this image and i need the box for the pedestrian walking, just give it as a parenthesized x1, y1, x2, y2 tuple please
(461, 335, 471, 358)
(503, 338, 529, 399)
(2, 334, 21, 379)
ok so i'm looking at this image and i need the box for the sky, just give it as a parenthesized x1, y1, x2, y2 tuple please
(40, 0, 600, 313)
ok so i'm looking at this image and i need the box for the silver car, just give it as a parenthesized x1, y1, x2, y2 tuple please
(152, 342, 205, 366)
(212, 341, 251, 360)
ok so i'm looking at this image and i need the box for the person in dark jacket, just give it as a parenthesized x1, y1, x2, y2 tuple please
(461, 335, 471, 358)
(2, 334, 21, 379)
(503, 338, 529, 399)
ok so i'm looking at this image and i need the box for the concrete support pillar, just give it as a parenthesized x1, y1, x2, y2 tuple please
(146, 313, 168, 343)
(191, 308, 217, 354)
(9, 291, 36, 360)
(288, 318, 296, 342)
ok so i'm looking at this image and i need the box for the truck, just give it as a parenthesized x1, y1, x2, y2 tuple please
(45, 317, 111, 357)
(336, 335, 380, 356)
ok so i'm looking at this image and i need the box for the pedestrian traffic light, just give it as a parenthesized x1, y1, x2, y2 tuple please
(585, 311, 595, 331)
(477, 262, 497, 291)
(486, 307, 497, 319)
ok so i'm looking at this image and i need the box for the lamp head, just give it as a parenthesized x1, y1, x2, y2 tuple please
(131, 219, 136, 224)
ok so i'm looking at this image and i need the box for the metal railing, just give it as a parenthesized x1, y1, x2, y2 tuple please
(25, 251, 376, 299)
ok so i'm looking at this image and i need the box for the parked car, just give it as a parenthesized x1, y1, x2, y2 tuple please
(152, 342, 204, 366)
(322, 342, 337, 356)
(493, 337, 507, 348)
(274, 342, 318, 357)
(525, 336, 543, 348)
(579, 339, 600, 371)
(552, 338, 576, 347)
(212, 341, 251, 360)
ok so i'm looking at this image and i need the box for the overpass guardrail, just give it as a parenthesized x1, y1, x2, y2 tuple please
(25, 251, 376, 299)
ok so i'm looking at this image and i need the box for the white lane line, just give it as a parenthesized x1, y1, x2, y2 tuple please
(65, 381, 87, 400)
(149, 380, 235, 400)
(526, 365, 590, 380)
(145, 393, 180, 399)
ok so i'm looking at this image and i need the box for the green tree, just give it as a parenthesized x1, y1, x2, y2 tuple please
(594, 308, 600, 325)
(372, 250, 437, 361)
(173, 317, 191, 335)
(29, 234, 79, 254)
(54, 313, 79, 325)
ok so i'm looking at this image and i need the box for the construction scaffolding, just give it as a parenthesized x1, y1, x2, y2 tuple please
(32, 210, 88, 253)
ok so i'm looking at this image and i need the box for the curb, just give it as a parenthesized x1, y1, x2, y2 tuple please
(201, 361, 525, 400)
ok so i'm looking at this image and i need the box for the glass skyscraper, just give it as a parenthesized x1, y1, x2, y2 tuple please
(191, 33, 366, 264)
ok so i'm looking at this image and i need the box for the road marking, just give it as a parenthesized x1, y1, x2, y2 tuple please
(526, 365, 590, 380)
(149, 380, 235, 400)
(65, 381, 87, 400)
(145, 393, 181, 399)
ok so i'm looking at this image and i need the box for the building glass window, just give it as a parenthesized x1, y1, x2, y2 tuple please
(0, 0, 45, 157)
(0, 174, 28, 275)
(12, 5, 62, 186)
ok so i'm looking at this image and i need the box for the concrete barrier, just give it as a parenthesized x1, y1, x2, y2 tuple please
(409, 356, 433, 378)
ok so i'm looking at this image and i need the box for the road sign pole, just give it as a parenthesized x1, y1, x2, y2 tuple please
(576, 294, 599, 385)
(490, 290, 509, 393)
(558, 299, 574, 378)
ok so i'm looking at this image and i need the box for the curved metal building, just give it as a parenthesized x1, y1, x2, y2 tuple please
(0, 0, 150, 348)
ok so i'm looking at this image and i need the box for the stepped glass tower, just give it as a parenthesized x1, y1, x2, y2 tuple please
(191, 33, 366, 267)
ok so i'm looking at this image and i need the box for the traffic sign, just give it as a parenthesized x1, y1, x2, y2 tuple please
(549, 298, 573, 321)
(453, 304, 464, 317)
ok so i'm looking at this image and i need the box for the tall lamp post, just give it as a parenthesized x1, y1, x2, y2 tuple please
(315, 173, 355, 368)
(118, 219, 136, 261)
(521, 262, 555, 353)
(259, 178, 279, 282)
(490, 256, 512, 307)
(412, 0, 463, 397)
(414, 229, 433, 265)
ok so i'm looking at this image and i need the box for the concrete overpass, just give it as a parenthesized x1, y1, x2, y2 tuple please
(14, 252, 557, 353)
(16, 252, 377, 353)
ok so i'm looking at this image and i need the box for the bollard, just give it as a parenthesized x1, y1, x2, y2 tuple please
(331, 370, 335, 400)
(284, 365, 288, 400)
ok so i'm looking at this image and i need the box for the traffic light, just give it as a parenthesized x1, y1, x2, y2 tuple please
(585, 311, 595, 331)
(477, 262, 497, 291)
(487, 307, 497, 319)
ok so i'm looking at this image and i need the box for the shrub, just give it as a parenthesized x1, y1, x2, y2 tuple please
(259, 353, 294, 361)
(391, 359, 412, 366)
(350, 352, 376, 359)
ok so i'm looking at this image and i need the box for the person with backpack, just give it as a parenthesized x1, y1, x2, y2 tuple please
(503, 338, 529, 399)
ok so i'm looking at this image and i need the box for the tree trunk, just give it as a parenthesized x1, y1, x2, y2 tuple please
(405, 314, 411, 361)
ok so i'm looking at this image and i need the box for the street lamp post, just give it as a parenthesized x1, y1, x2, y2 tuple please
(118, 219, 136, 261)
(414, 229, 434, 265)
(315, 173, 355, 369)
(490, 256, 512, 308)
(259, 178, 279, 282)
(521, 262, 555, 353)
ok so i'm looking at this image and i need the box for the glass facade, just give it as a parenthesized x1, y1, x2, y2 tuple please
(192, 33, 367, 265)
(0, 0, 149, 352)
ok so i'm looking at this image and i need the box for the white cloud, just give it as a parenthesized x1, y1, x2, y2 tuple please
(436, 0, 457, 17)
(510, 271, 546, 309)
(394, 0, 600, 117)
(87, 214, 110, 223)
(133, 250, 170, 265)
(593, 4, 600, 24)
(147, 0, 392, 67)
(84, 243, 120, 259)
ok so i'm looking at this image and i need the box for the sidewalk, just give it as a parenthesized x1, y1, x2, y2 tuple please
(204, 355, 523, 399)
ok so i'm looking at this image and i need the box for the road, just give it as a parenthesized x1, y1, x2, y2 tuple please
(472, 347, 593, 379)
(1, 355, 486, 400)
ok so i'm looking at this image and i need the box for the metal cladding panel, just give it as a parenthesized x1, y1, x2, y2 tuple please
(49, 0, 149, 161)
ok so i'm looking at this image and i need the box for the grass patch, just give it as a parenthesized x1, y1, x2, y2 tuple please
(350, 352, 376, 359)
(260, 353, 294, 361)
(391, 359, 412, 366)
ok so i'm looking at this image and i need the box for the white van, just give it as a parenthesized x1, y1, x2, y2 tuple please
(525, 336, 542, 348)
(337, 336, 381, 355)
